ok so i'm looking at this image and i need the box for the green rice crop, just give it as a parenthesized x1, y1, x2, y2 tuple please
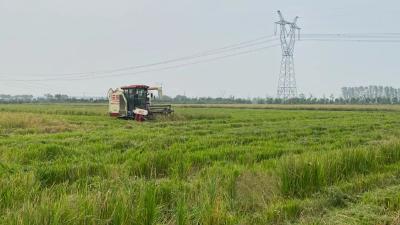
(1, 103, 400, 224)
(279, 143, 400, 197)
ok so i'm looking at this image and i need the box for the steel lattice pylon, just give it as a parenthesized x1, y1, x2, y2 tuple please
(275, 11, 301, 100)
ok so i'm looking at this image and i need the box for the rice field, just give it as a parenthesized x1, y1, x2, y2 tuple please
(1, 103, 400, 224)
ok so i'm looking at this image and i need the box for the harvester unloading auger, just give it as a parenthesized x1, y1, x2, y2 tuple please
(107, 85, 173, 121)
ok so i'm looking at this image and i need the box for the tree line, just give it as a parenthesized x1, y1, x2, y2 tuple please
(1, 86, 400, 104)
(0, 94, 106, 103)
(341, 86, 400, 104)
(154, 86, 400, 104)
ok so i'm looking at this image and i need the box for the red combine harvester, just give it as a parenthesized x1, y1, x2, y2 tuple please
(107, 85, 173, 121)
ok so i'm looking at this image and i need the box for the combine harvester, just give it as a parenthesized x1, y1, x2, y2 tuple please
(108, 85, 173, 121)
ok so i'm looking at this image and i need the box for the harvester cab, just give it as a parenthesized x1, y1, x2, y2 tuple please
(107, 85, 172, 120)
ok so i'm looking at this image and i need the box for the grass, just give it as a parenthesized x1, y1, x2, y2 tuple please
(1, 103, 400, 224)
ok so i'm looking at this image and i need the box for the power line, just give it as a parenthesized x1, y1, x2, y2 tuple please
(301, 33, 400, 42)
(0, 35, 278, 79)
(62, 36, 278, 79)
(50, 37, 280, 80)
(300, 38, 400, 43)
(303, 33, 400, 37)
(2, 44, 280, 82)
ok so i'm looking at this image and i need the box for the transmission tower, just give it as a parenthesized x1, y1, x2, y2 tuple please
(275, 10, 301, 100)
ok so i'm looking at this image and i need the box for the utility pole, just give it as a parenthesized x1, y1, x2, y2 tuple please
(275, 10, 301, 100)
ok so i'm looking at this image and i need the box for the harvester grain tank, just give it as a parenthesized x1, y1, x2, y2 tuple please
(107, 85, 173, 120)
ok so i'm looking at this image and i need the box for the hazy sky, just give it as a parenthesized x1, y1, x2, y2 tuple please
(0, 0, 399, 97)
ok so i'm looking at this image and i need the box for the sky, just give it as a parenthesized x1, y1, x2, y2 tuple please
(0, 0, 399, 98)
